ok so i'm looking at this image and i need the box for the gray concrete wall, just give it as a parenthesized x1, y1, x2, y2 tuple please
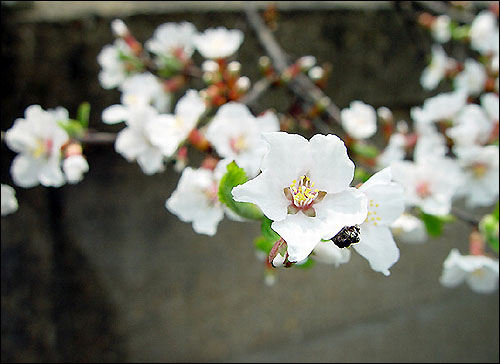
(1, 2, 499, 362)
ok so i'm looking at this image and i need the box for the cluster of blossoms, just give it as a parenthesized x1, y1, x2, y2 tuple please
(2, 5, 498, 293)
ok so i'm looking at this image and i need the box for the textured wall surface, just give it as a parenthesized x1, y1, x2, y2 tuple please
(1, 2, 499, 363)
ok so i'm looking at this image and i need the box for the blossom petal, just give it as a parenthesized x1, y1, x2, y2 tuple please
(354, 224, 400, 276)
(137, 147, 165, 175)
(314, 187, 368, 238)
(272, 213, 331, 262)
(232, 170, 289, 222)
(308, 134, 354, 193)
(102, 104, 129, 124)
(10, 155, 42, 188)
(115, 127, 149, 161)
(260, 132, 311, 180)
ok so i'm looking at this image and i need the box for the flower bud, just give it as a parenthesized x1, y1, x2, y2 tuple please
(298, 55, 316, 71)
(236, 76, 251, 92)
(111, 19, 129, 38)
(308, 66, 324, 81)
(201, 60, 219, 73)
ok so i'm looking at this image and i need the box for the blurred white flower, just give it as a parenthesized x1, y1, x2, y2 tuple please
(454, 145, 499, 208)
(62, 154, 89, 184)
(410, 90, 467, 126)
(469, 10, 499, 55)
(232, 132, 367, 262)
(420, 44, 455, 90)
(454, 58, 487, 96)
(1, 184, 18, 216)
(97, 39, 134, 89)
(112, 104, 171, 175)
(166, 166, 224, 236)
(480, 92, 499, 122)
(146, 22, 198, 59)
(340, 100, 377, 140)
(205, 103, 280, 178)
(431, 15, 452, 43)
(111, 19, 129, 38)
(120, 72, 171, 113)
(391, 154, 463, 216)
(376, 132, 406, 168)
(194, 27, 244, 59)
(354, 167, 405, 276)
(440, 249, 499, 294)
(311, 239, 351, 266)
(446, 104, 494, 147)
(5, 105, 69, 188)
(146, 90, 206, 158)
(391, 212, 428, 244)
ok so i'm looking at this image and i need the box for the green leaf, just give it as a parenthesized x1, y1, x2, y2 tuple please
(58, 119, 85, 138)
(353, 167, 371, 184)
(218, 161, 264, 220)
(77, 102, 90, 129)
(492, 202, 499, 221)
(261, 216, 280, 241)
(295, 257, 315, 269)
(350, 142, 379, 159)
(479, 214, 499, 253)
(254, 235, 275, 254)
(420, 212, 455, 237)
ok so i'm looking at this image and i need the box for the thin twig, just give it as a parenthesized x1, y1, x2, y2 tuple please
(244, 3, 342, 131)
(451, 206, 481, 227)
(78, 131, 116, 144)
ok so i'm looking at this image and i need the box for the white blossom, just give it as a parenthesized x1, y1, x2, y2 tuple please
(97, 39, 134, 89)
(5, 105, 69, 188)
(420, 44, 455, 90)
(340, 101, 377, 140)
(440, 249, 499, 294)
(431, 15, 452, 43)
(469, 10, 499, 55)
(311, 240, 351, 266)
(1, 184, 18, 216)
(166, 166, 223, 236)
(194, 27, 244, 59)
(391, 155, 463, 216)
(454, 58, 487, 96)
(205, 103, 280, 178)
(354, 167, 405, 276)
(62, 155, 89, 184)
(146, 22, 198, 59)
(454, 145, 499, 208)
(119, 72, 171, 113)
(232, 132, 367, 262)
(410, 90, 467, 126)
(446, 104, 494, 147)
(391, 212, 428, 244)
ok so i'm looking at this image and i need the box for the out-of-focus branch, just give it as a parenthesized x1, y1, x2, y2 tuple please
(244, 3, 342, 133)
(452, 206, 481, 227)
(78, 131, 117, 144)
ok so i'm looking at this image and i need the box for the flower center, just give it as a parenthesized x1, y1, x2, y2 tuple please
(365, 199, 381, 226)
(203, 181, 220, 207)
(284, 175, 326, 217)
(469, 162, 488, 179)
(416, 181, 432, 199)
(229, 135, 247, 153)
(32, 138, 53, 159)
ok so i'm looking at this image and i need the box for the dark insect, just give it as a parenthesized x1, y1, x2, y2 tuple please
(331, 225, 360, 248)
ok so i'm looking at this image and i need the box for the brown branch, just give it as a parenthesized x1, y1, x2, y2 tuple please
(78, 131, 116, 144)
(244, 3, 342, 133)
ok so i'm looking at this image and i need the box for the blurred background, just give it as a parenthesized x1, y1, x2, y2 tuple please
(1, 1, 499, 362)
